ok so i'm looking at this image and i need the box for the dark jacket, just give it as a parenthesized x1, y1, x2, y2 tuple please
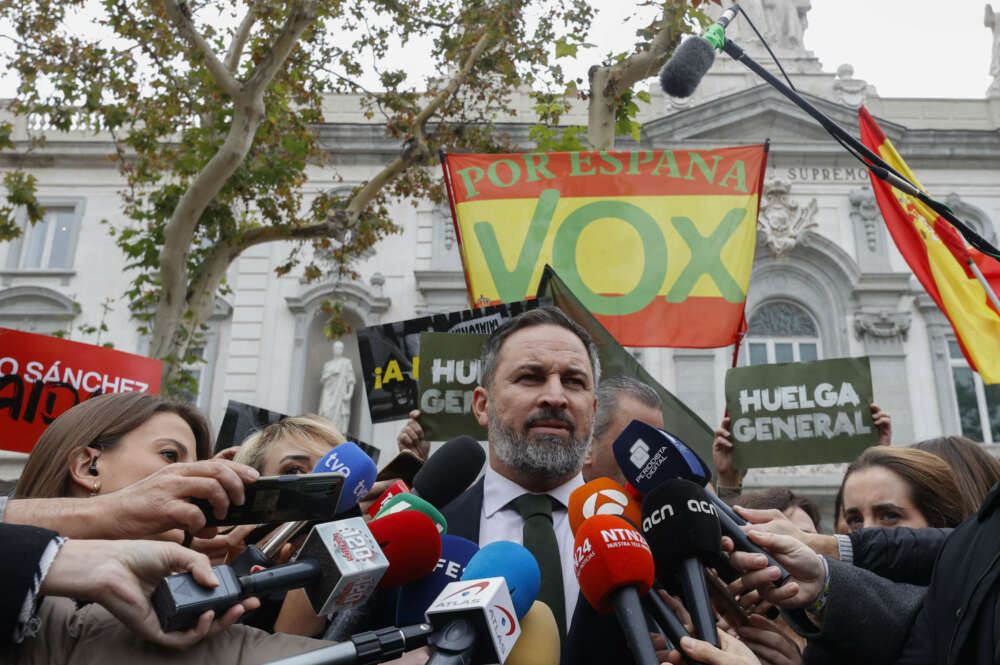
(894, 481, 1000, 665)
(848, 526, 951, 586)
(1, 524, 61, 643)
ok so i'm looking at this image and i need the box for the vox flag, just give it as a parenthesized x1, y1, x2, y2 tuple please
(442, 147, 768, 347)
(859, 107, 1000, 384)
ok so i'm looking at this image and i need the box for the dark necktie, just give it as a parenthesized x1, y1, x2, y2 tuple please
(509, 492, 567, 641)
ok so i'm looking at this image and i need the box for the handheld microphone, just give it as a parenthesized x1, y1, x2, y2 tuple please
(506, 601, 560, 665)
(640, 479, 721, 647)
(373, 492, 448, 534)
(367, 511, 442, 589)
(396, 535, 479, 626)
(574, 514, 659, 665)
(568, 477, 643, 534)
(365, 479, 410, 519)
(411, 435, 486, 508)
(614, 420, 789, 583)
(263, 623, 435, 665)
(153, 517, 389, 631)
(657, 4, 739, 98)
(424, 541, 540, 665)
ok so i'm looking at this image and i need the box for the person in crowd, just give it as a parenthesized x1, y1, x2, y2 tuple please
(2, 523, 257, 648)
(738, 487, 821, 534)
(911, 434, 1000, 517)
(839, 446, 966, 531)
(233, 414, 347, 476)
(713, 404, 892, 503)
(5, 392, 258, 542)
(581, 375, 664, 485)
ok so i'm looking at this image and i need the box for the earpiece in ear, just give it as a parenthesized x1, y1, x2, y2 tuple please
(88, 454, 100, 477)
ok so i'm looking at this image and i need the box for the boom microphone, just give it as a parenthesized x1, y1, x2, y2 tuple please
(641, 479, 721, 647)
(574, 514, 659, 665)
(263, 623, 435, 665)
(658, 4, 739, 98)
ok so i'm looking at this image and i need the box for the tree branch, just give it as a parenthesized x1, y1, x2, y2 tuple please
(244, 1, 318, 96)
(162, 0, 241, 99)
(224, 6, 257, 72)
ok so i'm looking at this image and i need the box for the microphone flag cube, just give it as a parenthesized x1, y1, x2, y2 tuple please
(296, 516, 389, 616)
(426, 576, 521, 664)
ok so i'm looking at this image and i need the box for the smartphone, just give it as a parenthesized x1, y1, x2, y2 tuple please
(193, 472, 346, 527)
(375, 450, 424, 485)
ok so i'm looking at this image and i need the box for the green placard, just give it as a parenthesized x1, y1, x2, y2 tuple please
(416, 332, 488, 441)
(725, 357, 877, 468)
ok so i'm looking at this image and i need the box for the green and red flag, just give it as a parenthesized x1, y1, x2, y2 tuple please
(441, 148, 767, 348)
(859, 107, 1000, 384)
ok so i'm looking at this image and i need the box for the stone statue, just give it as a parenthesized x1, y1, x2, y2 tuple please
(319, 340, 355, 434)
(726, 0, 810, 52)
(987, 4, 1000, 96)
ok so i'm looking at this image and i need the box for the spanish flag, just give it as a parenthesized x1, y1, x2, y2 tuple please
(859, 107, 1000, 384)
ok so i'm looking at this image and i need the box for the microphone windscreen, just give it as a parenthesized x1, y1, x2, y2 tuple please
(613, 420, 711, 496)
(569, 478, 643, 534)
(396, 534, 479, 625)
(373, 492, 448, 534)
(506, 601, 561, 665)
(659, 36, 716, 98)
(313, 442, 378, 513)
(367, 510, 442, 589)
(640, 479, 722, 570)
(462, 541, 540, 619)
(574, 514, 655, 613)
(412, 435, 486, 508)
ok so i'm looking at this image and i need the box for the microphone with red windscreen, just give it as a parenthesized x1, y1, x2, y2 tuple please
(568, 477, 643, 534)
(367, 510, 442, 589)
(574, 514, 659, 665)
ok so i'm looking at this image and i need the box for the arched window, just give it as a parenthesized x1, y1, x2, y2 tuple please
(743, 301, 821, 366)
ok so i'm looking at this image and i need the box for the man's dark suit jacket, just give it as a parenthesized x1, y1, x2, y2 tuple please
(440, 477, 636, 665)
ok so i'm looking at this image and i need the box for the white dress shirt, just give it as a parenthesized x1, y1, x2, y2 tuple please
(479, 465, 584, 630)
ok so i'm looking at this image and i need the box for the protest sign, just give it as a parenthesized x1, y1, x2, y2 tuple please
(725, 357, 876, 468)
(536, 266, 715, 476)
(442, 147, 767, 348)
(357, 298, 549, 424)
(0, 328, 162, 454)
(416, 332, 488, 441)
(216, 399, 380, 463)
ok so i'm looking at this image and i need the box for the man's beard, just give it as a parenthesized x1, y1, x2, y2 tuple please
(489, 406, 591, 481)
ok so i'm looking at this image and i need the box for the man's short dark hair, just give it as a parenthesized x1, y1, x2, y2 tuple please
(593, 376, 662, 444)
(479, 306, 600, 389)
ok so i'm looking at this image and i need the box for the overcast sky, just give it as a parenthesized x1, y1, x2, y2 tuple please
(577, 0, 996, 99)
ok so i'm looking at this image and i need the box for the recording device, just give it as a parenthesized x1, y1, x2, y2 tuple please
(263, 623, 435, 665)
(375, 450, 424, 484)
(574, 514, 659, 665)
(424, 541, 540, 665)
(373, 492, 448, 534)
(194, 472, 346, 528)
(568, 477, 643, 534)
(658, 4, 739, 98)
(365, 479, 410, 518)
(641, 479, 722, 647)
(396, 535, 479, 626)
(505, 601, 561, 665)
(152, 516, 389, 631)
(613, 420, 789, 583)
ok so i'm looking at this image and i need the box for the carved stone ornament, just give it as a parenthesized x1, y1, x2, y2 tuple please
(854, 310, 912, 342)
(849, 186, 880, 252)
(832, 64, 876, 109)
(757, 179, 819, 258)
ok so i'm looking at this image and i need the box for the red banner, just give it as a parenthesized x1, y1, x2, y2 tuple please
(0, 328, 163, 453)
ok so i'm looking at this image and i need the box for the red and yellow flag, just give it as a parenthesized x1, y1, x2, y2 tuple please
(859, 107, 1000, 383)
(441, 148, 767, 347)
